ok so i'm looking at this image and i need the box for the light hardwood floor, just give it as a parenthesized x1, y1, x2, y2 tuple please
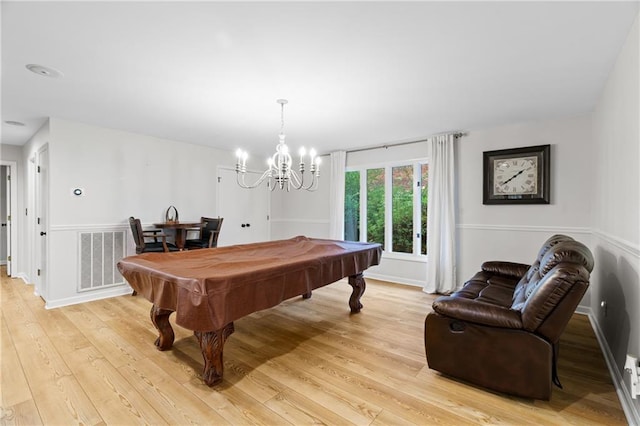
(1, 266, 626, 425)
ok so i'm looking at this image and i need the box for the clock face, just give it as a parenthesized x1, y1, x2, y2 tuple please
(492, 156, 538, 196)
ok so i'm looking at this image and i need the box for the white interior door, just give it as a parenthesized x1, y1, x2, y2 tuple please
(35, 145, 49, 298)
(1, 166, 7, 268)
(217, 167, 270, 246)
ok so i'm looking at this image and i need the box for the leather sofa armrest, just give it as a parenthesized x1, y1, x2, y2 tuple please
(432, 296, 523, 329)
(481, 261, 530, 279)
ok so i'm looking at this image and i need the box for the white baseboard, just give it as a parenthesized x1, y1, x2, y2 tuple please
(12, 272, 31, 285)
(584, 307, 640, 425)
(44, 285, 134, 309)
(364, 272, 424, 288)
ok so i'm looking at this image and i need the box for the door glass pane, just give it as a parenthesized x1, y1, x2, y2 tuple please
(392, 165, 413, 253)
(421, 163, 428, 255)
(344, 171, 360, 241)
(366, 168, 385, 246)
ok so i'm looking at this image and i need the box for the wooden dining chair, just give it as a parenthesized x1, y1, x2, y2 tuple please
(184, 217, 224, 249)
(128, 217, 179, 295)
(129, 217, 180, 254)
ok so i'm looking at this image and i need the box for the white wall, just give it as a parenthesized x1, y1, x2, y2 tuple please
(270, 154, 331, 240)
(32, 119, 235, 307)
(456, 115, 594, 297)
(591, 11, 639, 422)
(48, 119, 230, 225)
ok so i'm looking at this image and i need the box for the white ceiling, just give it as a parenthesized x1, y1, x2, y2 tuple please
(2, 1, 638, 156)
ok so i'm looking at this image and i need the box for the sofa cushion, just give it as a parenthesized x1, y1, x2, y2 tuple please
(539, 240, 594, 275)
(480, 261, 530, 279)
(432, 296, 523, 328)
(511, 234, 577, 310)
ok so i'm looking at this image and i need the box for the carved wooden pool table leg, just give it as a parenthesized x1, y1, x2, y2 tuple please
(348, 272, 366, 313)
(195, 322, 235, 386)
(150, 305, 175, 350)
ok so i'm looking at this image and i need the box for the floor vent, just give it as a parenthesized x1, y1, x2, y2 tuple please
(79, 231, 126, 291)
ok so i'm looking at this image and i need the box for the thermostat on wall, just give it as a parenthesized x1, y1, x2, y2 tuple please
(72, 187, 85, 196)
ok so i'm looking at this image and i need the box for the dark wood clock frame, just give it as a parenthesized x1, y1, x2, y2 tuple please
(483, 144, 550, 205)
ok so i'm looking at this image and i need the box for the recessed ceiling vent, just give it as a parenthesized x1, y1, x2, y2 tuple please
(26, 64, 64, 78)
(4, 120, 25, 126)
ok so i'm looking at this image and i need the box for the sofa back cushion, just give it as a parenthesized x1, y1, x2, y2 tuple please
(510, 235, 593, 331)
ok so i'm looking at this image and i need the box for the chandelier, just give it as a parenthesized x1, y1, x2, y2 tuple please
(235, 99, 320, 191)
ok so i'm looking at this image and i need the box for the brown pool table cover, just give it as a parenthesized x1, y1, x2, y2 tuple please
(117, 236, 382, 331)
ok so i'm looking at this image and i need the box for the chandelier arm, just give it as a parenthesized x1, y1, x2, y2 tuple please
(236, 169, 272, 189)
(302, 172, 319, 191)
(289, 169, 304, 189)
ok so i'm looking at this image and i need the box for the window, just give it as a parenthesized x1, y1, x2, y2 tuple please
(345, 160, 428, 257)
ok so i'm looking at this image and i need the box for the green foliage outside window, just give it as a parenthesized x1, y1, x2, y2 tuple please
(421, 164, 428, 255)
(367, 168, 385, 246)
(344, 171, 360, 241)
(392, 165, 414, 253)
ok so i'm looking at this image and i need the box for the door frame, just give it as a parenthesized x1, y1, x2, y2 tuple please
(1, 161, 18, 276)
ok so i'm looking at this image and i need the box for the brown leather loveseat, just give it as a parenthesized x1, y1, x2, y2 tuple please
(424, 234, 594, 399)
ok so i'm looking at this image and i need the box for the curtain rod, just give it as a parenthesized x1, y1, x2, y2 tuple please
(347, 131, 467, 154)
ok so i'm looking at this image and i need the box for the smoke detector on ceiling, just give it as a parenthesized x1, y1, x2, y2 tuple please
(26, 64, 64, 78)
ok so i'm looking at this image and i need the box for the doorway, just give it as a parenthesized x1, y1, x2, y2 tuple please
(1, 161, 18, 276)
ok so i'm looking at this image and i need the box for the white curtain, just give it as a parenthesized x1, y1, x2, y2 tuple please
(424, 134, 457, 294)
(329, 150, 346, 240)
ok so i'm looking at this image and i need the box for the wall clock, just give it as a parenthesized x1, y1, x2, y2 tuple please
(483, 144, 550, 205)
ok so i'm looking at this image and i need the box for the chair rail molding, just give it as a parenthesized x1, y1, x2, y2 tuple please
(592, 228, 640, 258)
(457, 223, 591, 235)
(50, 223, 130, 232)
(270, 218, 330, 224)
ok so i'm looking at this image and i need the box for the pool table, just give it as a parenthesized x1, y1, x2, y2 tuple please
(117, 236, 382, 386)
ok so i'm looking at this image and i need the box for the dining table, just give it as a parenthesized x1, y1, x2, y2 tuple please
(153, 221, 201, 250)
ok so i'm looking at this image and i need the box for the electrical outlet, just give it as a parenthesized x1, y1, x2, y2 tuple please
(624, 355, 639, 399)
